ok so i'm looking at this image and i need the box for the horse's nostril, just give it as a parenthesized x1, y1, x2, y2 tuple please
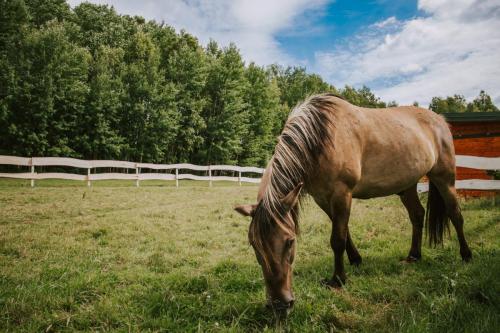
(267, 297, 295, 312)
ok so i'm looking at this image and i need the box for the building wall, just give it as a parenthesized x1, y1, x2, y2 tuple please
(450, 121, 500, 138)
(449, 120, 500, 196)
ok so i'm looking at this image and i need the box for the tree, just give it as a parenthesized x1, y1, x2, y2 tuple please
(240, 63, 280, 166)
(467, 90, 499, 112)
(0, 0, 29, 50)
(341, 85, 386, 108)
(270, 65, 335, 110)
(72, 2, 130, 53)
(154, 29, 208, 162)
(0, 0, 29, 154)
(5, 21, 90, 157)
(80, 45, 126, 159)
(200, 41, 248, 165)
(121, 30, 178, 163)
(25, 0, 71, 27)
(429, 94, 467, 113)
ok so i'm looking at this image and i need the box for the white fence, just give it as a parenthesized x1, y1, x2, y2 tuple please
(0, 156, 264, 187)
(0, 155, 499, 191)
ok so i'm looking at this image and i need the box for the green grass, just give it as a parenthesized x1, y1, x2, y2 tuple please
(0, 179, 499, 332)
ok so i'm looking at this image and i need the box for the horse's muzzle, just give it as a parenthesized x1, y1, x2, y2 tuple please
(266, 298, 295, 313)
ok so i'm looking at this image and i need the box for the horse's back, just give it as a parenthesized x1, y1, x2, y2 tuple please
(318, 97, 453, 198)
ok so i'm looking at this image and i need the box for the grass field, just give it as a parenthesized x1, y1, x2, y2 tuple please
(0, 179, 499, 332)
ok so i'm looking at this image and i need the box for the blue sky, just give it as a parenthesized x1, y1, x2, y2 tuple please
(277, 0, 419, 63)
(68, 0, 500, 106)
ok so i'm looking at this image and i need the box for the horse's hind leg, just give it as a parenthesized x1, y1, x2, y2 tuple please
(399, 184, 425, 262)
(429, 176, 472, 261)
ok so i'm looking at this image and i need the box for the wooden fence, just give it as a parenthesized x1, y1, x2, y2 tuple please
(0, 155, 499, 191)
(0, 155, 264, 187)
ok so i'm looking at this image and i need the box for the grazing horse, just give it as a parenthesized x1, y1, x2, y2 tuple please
(235, 94, 472, 313)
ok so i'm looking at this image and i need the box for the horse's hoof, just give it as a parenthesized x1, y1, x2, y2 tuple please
(461, 249, 472, 262)
(349, 256, 362, 266)
(405, 255, 421, 263)
(321, 276, 345, 289)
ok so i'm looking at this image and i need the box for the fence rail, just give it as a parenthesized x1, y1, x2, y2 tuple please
(0, 155, 264, 187)
(0, 155, 498, 190)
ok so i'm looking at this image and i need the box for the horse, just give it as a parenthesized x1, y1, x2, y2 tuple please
(234, 93, 472, 314)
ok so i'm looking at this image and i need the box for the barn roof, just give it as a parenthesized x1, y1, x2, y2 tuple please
(443, 112, 500, 122)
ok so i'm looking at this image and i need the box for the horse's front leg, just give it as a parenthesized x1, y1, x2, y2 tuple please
(324, 188, 352, 288)
(346, 229, 362, 266)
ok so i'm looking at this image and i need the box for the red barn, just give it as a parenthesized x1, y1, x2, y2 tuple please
(443, 112, 500, 197)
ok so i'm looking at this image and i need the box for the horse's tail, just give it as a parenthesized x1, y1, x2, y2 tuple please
(425, 181, 449, 246)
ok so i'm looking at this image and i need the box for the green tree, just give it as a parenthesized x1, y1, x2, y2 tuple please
(0, 0, 30, 154)
(121, 30, 178, 163)
(341, 85, 386, 108)
(270, 65, 335, 109)
(429, 94, 467, 113)
(467, 90, 499, 112)
(6, 21, 90, 157)
(72, 2, 130, 53)
(80, 45, 126, 159)
(0, 0, 28, 49)
(154, 29, 208, 162)
(240, 63, 280, 166)
(200, 42, 248, 164)
(25, 0, 71, 27)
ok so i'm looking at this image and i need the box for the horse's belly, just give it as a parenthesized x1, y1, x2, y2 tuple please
(352, 174, 422, 198)
(352, 151, 434, 199)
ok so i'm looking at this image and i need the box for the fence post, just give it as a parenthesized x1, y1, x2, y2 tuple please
(175, 168, 179, 187)
(208, 165, 212, 187)
(30, 157, 35, 187)
(87, 168, 91, 187)
(238, 170, 242, 186)
(135, 165, 140, 187)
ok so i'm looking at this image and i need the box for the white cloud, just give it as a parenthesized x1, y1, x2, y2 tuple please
(314, 0, 500, 106)
(67, 0, 500, 106)
(372, 16, 398, 29)
(67, 0, 328, 66)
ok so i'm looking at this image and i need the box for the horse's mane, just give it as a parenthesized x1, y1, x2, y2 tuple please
(249, 93, 337, 259)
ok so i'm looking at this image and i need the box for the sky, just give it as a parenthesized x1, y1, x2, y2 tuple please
(67, 0, 500, 107)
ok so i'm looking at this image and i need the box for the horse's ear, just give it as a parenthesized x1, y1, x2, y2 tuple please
(280, 182, 304, 212)
(234, 204, 257, 218)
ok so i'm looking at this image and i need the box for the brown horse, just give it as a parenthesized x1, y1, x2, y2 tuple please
(235, 94, 472, 313)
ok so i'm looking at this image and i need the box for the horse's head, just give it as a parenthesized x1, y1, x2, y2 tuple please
(234, 182, 303, 314)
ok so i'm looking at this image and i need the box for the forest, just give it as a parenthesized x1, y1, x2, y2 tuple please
(1, 0, 498, 166)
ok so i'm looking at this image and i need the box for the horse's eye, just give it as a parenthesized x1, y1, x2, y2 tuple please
(285, 238, 295, 249)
